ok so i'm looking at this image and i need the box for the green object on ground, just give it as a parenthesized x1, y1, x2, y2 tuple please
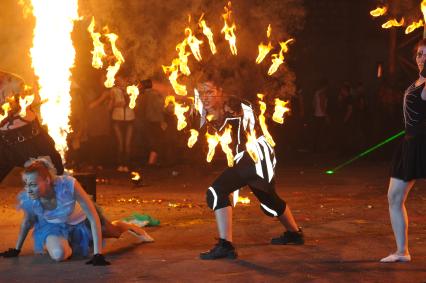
(123, 213, 160, 226)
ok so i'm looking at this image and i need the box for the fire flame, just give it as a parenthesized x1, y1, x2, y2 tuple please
(256, 24, 273, 64)
(370, 7, 387, 17)
(0, 103, 11, 124)
(272, 98, 290, 124)
(104, 33, 125, 88)
(131, 171, 141, 181)
(199, 18, 217, 55)
(267, 39, 294, 76)
(206, 131, 220, 162)
(246, 130, 259, 163)
(237, 196, 250, 204)
(185, 28, 203, 62)
(162, 59, 187, 96)
(165, 95, 189, 130)
(187, 129, 199, 148)
(19, 94, 35, 118)
(405, 20, 424, 34)
(257, 94, 275, 147)
(176, 40, 191, 76)
(219, 126, 234, 167)
(127, 85, 139, 109)
(381, 18, 404, 29)
(87, 17, 107, 69)
(221, 1, 237, 55)
(30, 0, 79, 158)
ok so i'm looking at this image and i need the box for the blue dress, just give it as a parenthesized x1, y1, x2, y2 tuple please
(18, 175, 92, 256)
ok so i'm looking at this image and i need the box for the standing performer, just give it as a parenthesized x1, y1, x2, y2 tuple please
(0, 70, 64, 182)
(381, 39, 426, 263)
(194, 80, 304, 260)
(0, 158, 153, 265)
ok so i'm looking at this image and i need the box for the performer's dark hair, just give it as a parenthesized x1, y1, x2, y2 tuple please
(414, 38, 426, 59)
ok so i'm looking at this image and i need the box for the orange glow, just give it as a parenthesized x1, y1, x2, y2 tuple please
(164, 95, 189, 130)
(187, 129, 199, 148)
(0, 102, 11, 123)
(219, 126, 234, 167)
(87, 17, 107, 69)
(272, 98, 290, 124)
(30, 0, 79, 158)
(422, 0, 426, 22)
(370, 7, 387, 17)
(199, 19, 217, 55)
(126, 85, 139, 109)
(267, 39, 294, 75)
(221, 1, 237, 55)
(185, 28, 203, 62)
(237, 196, 250, 204)
(381, 18, 404, 29)
(104, 32, 125, 88)
(257, 94, 275, 147)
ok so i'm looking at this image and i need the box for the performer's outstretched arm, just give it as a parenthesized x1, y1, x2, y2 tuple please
(15, 213, 35, 251)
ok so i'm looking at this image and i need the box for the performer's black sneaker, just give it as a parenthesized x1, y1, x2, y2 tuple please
(200, 239, 238, 260)
(271, 228, 304, 245)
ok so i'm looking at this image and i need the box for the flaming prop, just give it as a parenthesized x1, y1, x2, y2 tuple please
(131, 171, 141, 181)
(405, 20, 424, 34)
(87, 17, 107, 69)
(257, 94, 275, 147)
(370, 7, 387, 17)
(381, 18, 404, 29)
(162, 59, 188, 96)
(272, 98, 290, 124)
(221, 1, 238, 55)
(127, 85, 139, 109)
(256, 24, 273, 64)
(199, 18, 217, 55)
(219, 126, 234, 167)
(267, 39, 294, 76)
(30, 0, 79, 157)
(0, 103, 11, 124)
(165, 95, 189, 130)
(246, 130, 259, 163)
(176, 40, 191, 76)
(206, 131, 220, 162)
(187, 129, 199, 148)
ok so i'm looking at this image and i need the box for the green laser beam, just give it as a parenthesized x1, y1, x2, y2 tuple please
(325, 130, 405, 175)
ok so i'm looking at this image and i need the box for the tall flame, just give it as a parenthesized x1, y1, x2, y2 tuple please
(246, 130, 259, 163)
(381, 18, 404, 29)
(165, 95, 189, 130)
(19, 94, 35, 117)
(187, 129, 199, 148)
(87, 17, 107, 69)
(370, 7, 387, 17)
(185, 28, 203, 62)
(256, 24, 273, 64)
(30, 0, 79, 157)
(176, 40, 191, 76)
(221, 1, 237, 55)
(104, 33, 125, 88)
(0, 103, 11, 124)
(257, 94, 275, 147)
(272, 98, 290, 124)
(127, 85, 139, 109)
(267, 39, 294, 75)
(199, 18, 217, 55)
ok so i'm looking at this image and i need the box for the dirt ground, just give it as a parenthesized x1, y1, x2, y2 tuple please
(0, 159, 425, 283)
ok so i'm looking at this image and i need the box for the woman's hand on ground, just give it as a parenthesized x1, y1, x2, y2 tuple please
(0, 248, 20, 258)
(85, 254, 111, 266)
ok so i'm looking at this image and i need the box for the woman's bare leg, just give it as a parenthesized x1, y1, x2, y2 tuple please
(45, 235, 72, 262)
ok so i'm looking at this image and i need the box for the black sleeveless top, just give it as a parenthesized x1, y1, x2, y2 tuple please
(403, 82, 426, 134)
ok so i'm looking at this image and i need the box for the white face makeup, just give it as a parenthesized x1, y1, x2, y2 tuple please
(416, 46, 426, 74)
(23, 172, 41, 200)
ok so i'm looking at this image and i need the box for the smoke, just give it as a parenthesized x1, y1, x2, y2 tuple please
(0, 0, 34, 83)
(79, 0, 305, 99)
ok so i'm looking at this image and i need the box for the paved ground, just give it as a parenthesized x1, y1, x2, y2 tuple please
(0, 159, 425, 282)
